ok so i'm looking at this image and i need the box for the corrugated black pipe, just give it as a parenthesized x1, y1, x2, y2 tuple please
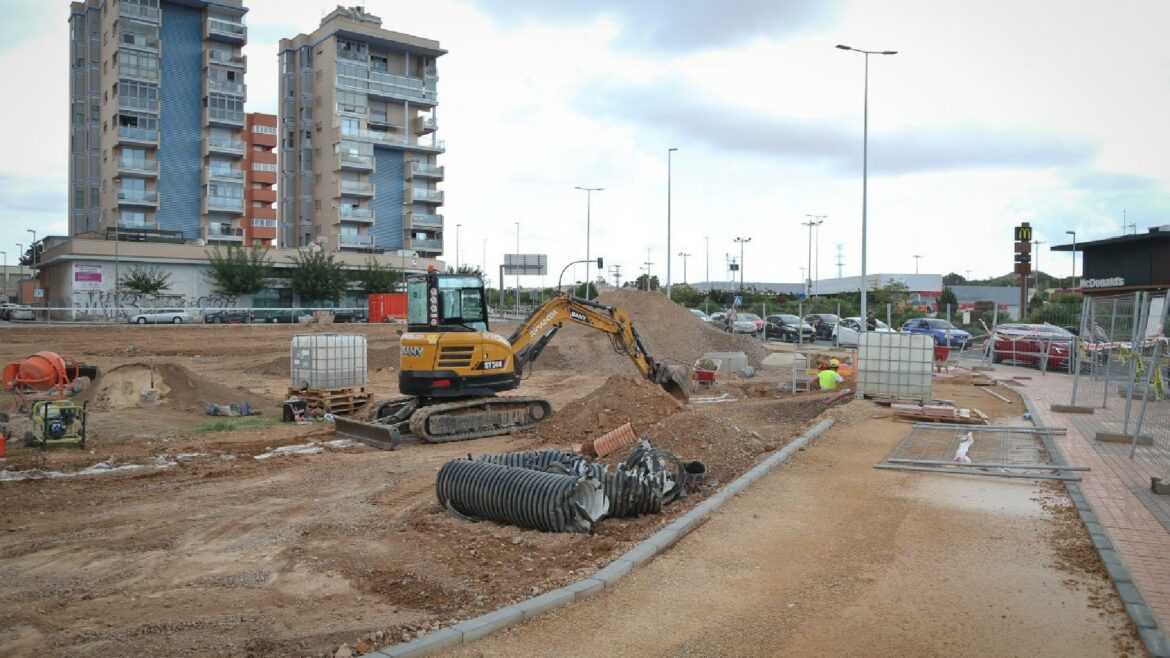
(436, 459, 607, 533)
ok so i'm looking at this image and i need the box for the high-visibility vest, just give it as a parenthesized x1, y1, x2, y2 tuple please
(818, 369, 841, 390)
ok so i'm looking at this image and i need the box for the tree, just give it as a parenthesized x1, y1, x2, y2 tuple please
(118, 266, 172, 296)
(942, 272, 967, 286)
(632, 274, 660, 291)
(19, 243, 44, 267)
(448, 264, 486, 279)
(288, 249, 349, 305)
(670, 284, 705, 308)
(356, 258, 399, 295)
(572, 282, 598, 298)
(939, 286, 958, 309)
(205, 245, 273, 297)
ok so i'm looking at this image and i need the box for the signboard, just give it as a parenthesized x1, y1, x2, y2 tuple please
(503, 254, 547, 275)
(733, 295, 743, 306)
(72, 263, 103, 291)
(1082, 277, 1125, 289)
(33, 288, 44, 298)
(1014, 224, 1033, 242)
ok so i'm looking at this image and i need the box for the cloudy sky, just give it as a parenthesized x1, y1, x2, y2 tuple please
(3, 0, 1169, 289)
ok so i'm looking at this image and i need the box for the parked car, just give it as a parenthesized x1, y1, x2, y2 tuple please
(765, 314, 816, 342)
(689, 308, 711, 322)
(252, 309, 313, 323)
(729, 317, 759, 335)
(901, 318, 972, 348)
(804, 313, 841, 340)
(204, 309, 254, 324)
(985, 323, 1074, 370)
(332, 309, 368, 323)
(1, 304, 34, 321)
(739, 313, 765, 334)
(127, 308, 189, 324)
(832, 316, 894, 347)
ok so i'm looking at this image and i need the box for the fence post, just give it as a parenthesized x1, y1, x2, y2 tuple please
(946, 303, 952, 325)
(762, 303, 768, 341)
(1123, 292, 1149, 433)
(886, 302, 891, 329)
(797, 301, 804, 345)
(1070, 296, 1092, 405)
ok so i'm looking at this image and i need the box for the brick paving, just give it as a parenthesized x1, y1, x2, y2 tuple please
(986, 363, 1170, 629)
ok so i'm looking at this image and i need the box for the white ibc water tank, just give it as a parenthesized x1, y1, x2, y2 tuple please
(290, 334, 368, 390)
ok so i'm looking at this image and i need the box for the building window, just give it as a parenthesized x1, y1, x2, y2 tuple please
(251, 162, 277, 172)
(335, 90, 367, 116)
(251, 124, 277, 135)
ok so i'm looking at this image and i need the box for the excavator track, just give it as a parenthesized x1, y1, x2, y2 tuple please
(409, 396, 553, 443)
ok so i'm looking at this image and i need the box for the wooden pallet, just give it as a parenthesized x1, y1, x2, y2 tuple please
(893, 408, 989, 425)
(288, 387, 371, 414)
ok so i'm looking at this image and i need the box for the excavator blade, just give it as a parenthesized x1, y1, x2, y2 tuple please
(334, 416, 406, 450)
(659, 364, 691, 403)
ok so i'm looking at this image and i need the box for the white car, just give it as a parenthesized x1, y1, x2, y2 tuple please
(689, 308, 711, 322)
(127, 308, 190, 324)
(832, 316, 894, 347)
(7, 305, 34, 321)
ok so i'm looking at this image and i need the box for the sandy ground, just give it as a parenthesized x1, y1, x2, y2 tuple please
(0, 317, 1144, 658)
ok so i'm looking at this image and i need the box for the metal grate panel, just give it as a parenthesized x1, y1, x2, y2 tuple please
(876, 424, 1086, 481)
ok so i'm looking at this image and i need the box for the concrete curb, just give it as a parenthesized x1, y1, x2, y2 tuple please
(368, 417, 836, 657)
(1021, 391, 1170, 658)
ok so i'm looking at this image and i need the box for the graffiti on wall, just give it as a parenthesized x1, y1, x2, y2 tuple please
(69, 291, 239, 320)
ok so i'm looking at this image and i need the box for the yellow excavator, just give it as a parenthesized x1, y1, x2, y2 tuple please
(334, 267, 690, 449)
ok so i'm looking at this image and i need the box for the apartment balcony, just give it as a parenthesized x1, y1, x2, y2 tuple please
(206, 224, 244, 242)
(118, 158, 159, 177)
(406, 211, 443, 230)
(206, 195, 245, 214)
(119, 94, 159, 113)
(206, 49, 246, 69)
(407, 187, 444, 205)
(208, 78, 245, 96)
(206, 137, 245, 157)
(408, 161, 444, 180)
(208, 167, 244, 182)
(340, 207, 375, 224)
(119, 3, 159, 22)
(119, 32, 160, 52)
(117, 189, 158, 207)
(207, 18, 247, 43)
(206, 107, 245, 128)
(413, 115, 437, 135)
(338, 69, 438, 106)
(339, 180, 375, 198)
(340, 234, 374, 248)
(116, 125, 157, 144)
(339, 151, 374, 171)
(406, 237, 443, 252)
(367, 114, 401, 131)
(336, 126, 446, 154)
(119, 62, 159, 82)
(250, 187, 276, 204)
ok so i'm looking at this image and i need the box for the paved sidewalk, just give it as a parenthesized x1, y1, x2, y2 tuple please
(986, 363, 1170, 636)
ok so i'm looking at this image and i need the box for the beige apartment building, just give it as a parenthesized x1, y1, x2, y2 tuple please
(278, 5, 446, 257)
(68, 0, 249, 245)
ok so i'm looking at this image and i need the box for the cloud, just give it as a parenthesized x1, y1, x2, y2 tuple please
(577, 79, 1098, 175)
(467, 0, 838, 51)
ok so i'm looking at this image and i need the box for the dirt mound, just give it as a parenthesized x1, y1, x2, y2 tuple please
(79, 363, 274, 412)
(533, 289, 768, 375)
(528, 374, 684, 445)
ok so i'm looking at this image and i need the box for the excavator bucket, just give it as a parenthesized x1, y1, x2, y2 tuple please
(658, 364, 691, 403)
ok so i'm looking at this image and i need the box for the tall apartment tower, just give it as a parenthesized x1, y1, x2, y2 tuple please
(278, 6, 446, 256)
(243, 112, 277, 247)
(68, 0, 248, 243)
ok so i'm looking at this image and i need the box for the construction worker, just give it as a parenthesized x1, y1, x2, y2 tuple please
(818, 358, 845, 390)
(866, 311, 878, 332)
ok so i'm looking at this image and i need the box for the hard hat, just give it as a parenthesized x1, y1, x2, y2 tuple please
(829, 358, 841, 367)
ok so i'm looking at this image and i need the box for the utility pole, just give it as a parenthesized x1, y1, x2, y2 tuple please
(801, 217, 822, 297)
(835, 243, 844, 279)
(678, 252, 691, 284)
(734, 236, 751, 291)
(913, 254, 921, 275)
(666, 147, 677, 300)
(643, 249, 654, 292)
(609, 264, 622, 288)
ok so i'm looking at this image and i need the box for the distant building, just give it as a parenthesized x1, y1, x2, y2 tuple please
(278, 5, 446, 256)
(1052, 225, 1170, 296)
(243, 112, 277, 247)
(694, 274, 944, 298)
(68, 0, 250, 243)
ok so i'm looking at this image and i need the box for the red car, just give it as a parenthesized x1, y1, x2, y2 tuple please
(986, 323, 1075, 370)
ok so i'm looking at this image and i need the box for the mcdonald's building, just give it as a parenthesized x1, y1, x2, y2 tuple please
(1052, 225, 1170, 296)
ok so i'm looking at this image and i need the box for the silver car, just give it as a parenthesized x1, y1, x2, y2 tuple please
(127, 308, 190, 324)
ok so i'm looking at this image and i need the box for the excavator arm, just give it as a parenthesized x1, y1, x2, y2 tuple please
(507, 294, 691, 401)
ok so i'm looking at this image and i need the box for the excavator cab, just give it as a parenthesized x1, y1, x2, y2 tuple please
(399, 270, 521, 398)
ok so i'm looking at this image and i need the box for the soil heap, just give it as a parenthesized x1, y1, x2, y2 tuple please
(79, 363, 273, 412)
(531, 374, 684, 445)
(532, 288, 769, 374)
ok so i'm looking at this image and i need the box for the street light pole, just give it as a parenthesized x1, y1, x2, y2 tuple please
(803, 215, 824, 297)
(913, 254, 921, 275)
(514, 221, 520, 313)
(575, 186, 603, 300)
(1032, 240, 1045, 292)
(1, 251, 6, 300)
(27, 229, 36, 267)
(838, 44, 897, 328)
(734, 236, 751, 291)
(1066, 230, 1077, 289)
(704, 235, 710, 313)
(678, 252, 691, 284)
(455, 223, 461, 270)
(666, 147, 678, 301)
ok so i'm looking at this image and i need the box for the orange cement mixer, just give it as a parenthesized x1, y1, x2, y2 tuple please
(2, 352, 98, 410)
